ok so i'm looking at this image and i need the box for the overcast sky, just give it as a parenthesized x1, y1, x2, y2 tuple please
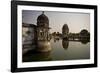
(22, 10, 90, 33)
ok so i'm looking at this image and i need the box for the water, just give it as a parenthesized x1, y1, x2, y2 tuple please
(23, 39, 90, 62)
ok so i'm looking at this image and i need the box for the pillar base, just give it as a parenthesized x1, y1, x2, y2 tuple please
(37, 40, 51, 52)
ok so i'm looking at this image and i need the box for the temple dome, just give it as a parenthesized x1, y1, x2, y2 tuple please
(37, 12, 49, 27)
(62, 24, 69, 30)
(62, 24, 69, 34)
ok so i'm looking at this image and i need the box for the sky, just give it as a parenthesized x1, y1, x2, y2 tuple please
(22, 10, 90, 33)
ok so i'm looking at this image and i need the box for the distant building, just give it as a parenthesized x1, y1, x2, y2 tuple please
(62, 24, 69, 38)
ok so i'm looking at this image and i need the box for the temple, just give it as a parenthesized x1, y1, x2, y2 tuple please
(22, 12, 51, 52)
(37, 12, 51, 41)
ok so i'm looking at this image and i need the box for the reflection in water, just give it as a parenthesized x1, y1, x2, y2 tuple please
(62, 39, 69, 50)
(80, 40, 89, 44)
(80, 39, 90, 44)
(54, 38, 60, 42)
(23, 50, 52, 62)
(23, 37, 90, 62)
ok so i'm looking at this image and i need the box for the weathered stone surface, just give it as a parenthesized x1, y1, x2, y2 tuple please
(37, 41, 51, 52)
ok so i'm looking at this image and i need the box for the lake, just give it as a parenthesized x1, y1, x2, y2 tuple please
(23, 39, 90, 62)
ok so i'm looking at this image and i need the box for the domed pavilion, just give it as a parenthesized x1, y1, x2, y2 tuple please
(37, 12, 51, 41)
(36, 12, 51, 52)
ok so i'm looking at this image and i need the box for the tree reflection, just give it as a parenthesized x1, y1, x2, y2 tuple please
(80, 38, 89, 44)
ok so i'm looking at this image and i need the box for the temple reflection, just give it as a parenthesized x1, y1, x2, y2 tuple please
(23, 50, 52, 62)
(22, 38, 89, 62)
(62, 39, 69, 50)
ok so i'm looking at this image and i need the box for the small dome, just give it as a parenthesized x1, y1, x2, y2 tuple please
(37, 12, 49, 27)
(62, 24, 69, 30)
(37, 14, 49, 22)
(62, 24, 69, 34)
